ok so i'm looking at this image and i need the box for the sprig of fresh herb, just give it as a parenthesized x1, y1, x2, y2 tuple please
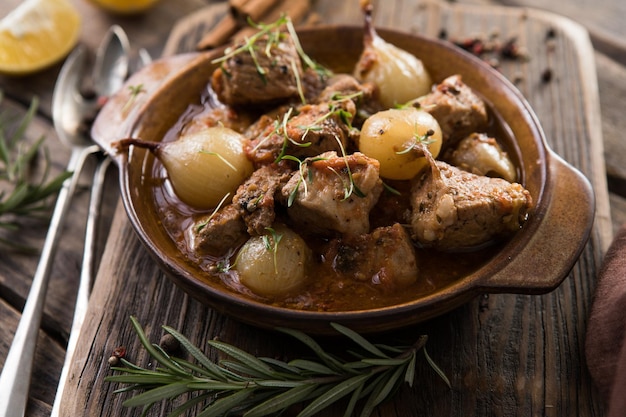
(107, 317, 450, 417)
(262, 226, 283, 274)
(121, 83, 146, 115)
(395, 127, 436, 156)
(0, 95, 72, 251)
(212, 15, 331, 104)
(281, 154, 325, 207)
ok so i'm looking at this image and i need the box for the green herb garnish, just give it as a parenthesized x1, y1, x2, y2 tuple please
(395, 127, 436, 156)
(0, 95, 72, 251)
(107, 317, 450, 417)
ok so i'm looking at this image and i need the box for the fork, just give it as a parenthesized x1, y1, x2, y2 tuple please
(0, 27, 130, 417)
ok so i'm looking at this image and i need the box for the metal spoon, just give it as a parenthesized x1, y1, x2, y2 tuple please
(51, 40, 152, 417)
(0, 26, 130, 417)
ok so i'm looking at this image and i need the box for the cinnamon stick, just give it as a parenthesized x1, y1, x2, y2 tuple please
(230, 0, 282, 26)
(196, 0, 311, 51)
(196, 13, 240, 51)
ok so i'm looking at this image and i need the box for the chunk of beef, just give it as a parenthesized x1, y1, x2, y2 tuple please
(410, 160, 532, 250)
(326, 223, 418, 290)
(444, 132, 517, 182)
(301, 67, 329, 103)
(285, 100, 356, 156)
(419, 75, 488, 146)
(245, 101, 356, 164)
(243, 110, 287, 165)
(233, 164, 293, 235)
(280, 151, 383, 236)
(187, 204, 246, 256)
(315, 74, 376, 104)
(211, 35, 303, 107)
(315, 74, 382, 130)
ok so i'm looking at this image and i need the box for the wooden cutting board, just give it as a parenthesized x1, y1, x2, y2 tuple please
(59, 1, 611, 416)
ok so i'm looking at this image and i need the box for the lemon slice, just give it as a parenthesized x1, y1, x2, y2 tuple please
(89, 0, 159, 15)
(0, 0, 81, 76)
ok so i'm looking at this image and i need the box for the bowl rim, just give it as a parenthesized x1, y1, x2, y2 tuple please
(104, 25, 593, 333)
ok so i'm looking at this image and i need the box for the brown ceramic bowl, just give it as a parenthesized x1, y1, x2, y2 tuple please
(93, 26, 595, 334)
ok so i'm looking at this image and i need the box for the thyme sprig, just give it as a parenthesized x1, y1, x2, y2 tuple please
(262, 226, 283, 274)
(395, 127, 436, 156)
(0, 95, 72, 250)
(212, 15, 331, 104)
(121, 83, 146, 115)
(212, 16, 290, 83)
(107, 317, 450, 417)
(281, 154, 326, 207)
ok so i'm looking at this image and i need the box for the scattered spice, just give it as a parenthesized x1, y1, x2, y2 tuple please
(512, 71, 524, 85)
(541, 68, 553, 83)
(448, 32, 529, 68)
(499, 37, 522, 59)
(159, 333, 180, 353)
(108, 345, 127, 366)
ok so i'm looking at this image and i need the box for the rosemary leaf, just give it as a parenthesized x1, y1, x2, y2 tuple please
(170, 356, 224, 380)
(219, 359, 277, 380)
(167, 393, 212, 417)
(129, 317, 189, 377)
(259, 357, 302, 376)
(296, 374, 370, 417)
(405, 352, 417, 386)
(185, 381, 247, 391)
(363, 365, 406, 414)
(244, 384, 318, 417)
(343, 382, 364, 417)
(196, 388, 256, 417)
(163, 325, 227, 381)
(0, 96, 71, 247)
(360, 358, 410, 366)
(277, 327, 349, 374)
(330, 323, 389, 359)
(123, 381, 191, 407)
(424, 346, 452, 389)
(107, 373, 185, 386)
(289, 359, 339, 375)
(208, 340, 277, 379)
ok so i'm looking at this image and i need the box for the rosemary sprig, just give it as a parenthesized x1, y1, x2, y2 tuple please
(0, 95, 72, 250)
(107, 317, 450, 417)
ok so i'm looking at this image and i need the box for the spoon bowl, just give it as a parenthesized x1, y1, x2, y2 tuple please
(0, 25, 131, 417)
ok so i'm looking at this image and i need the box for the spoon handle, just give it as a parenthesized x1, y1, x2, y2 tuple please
(0, 145, 98, 417)
(50, 156, 111, 417)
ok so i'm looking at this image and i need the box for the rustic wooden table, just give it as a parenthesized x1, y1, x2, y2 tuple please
(1, 0, 624, 416)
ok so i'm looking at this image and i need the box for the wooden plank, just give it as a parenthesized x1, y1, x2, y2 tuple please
(499, 0, 626, 65)
(58, 1, 608, 416)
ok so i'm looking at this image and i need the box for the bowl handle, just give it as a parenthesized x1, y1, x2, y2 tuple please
(479, 152, 595, 293)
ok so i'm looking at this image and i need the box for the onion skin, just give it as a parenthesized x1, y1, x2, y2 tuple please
(359, 108, 443, 180)
(158, 127, 254, 210)
(235, 225, 312, 297)
(354, 2, 433, 108)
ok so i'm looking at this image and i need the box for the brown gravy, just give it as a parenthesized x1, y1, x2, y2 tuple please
(149, 86, 520, 312)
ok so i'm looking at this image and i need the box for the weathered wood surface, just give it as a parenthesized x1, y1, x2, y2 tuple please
(0, 0, 624, 415)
